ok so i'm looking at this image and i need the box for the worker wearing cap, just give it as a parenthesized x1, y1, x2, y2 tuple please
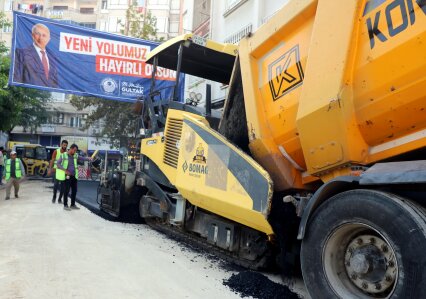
(3, 151, 26, 200)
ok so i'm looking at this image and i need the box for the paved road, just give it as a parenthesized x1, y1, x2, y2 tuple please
(73, 180, 309, 298)
(75, 180, 100, 211)
(0, 180, 244, 299)
(0, 180, 309, 298)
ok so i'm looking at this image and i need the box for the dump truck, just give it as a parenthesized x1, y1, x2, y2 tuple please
(99, 0, 426, 298)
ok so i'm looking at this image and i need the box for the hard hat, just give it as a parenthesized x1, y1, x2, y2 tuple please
(10, 151, 17, 155)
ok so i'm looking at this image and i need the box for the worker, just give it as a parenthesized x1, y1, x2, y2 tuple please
(56, 144, 91, 210)
(48, 140, 68, 203)
(3, 151, 26, 200)
(0, 146, 4, 185)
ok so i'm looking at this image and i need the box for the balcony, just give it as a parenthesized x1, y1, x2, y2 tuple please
(45, 8, 98, 23)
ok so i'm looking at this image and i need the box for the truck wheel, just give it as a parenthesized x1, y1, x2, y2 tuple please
(301, 189, 426, 299)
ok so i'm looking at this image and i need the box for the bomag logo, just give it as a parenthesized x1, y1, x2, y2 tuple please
(365, 0, 426, 49)
(268, 45, 304, 101)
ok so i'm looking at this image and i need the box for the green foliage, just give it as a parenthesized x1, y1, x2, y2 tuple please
(0, 12, 11, 56)
(121, 2, 164, 42)
(0, 13, 51, 133)
(70, 95, 138, 149)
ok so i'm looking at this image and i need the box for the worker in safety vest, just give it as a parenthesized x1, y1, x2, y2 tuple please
(48, 140, 68, 203)
(0, 146, 4, 185)
(56, 144, 91, 211)
(3, 151, 26, 200)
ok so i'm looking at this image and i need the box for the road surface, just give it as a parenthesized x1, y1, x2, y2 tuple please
(0, 180, 308, 299)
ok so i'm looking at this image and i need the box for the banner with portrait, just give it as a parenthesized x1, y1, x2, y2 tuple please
(9, 12, 184, 102)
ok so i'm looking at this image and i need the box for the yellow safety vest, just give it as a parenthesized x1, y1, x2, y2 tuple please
(56, 153, 78, 181)
(53, 148, 61, 169)
(5, 159, 22, 180)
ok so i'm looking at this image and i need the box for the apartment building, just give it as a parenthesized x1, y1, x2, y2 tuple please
(146, 0, 183, 40)
(183, 0, 290, 109)
(212, 0, 289, 105)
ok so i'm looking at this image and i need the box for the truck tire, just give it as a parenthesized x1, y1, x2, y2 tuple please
(301, 189, 426, 299)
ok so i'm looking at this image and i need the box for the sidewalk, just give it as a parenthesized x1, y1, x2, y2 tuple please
(0, 180, 242, 299)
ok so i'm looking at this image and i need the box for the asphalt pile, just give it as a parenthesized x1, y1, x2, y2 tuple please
(223, 271, 301, 299)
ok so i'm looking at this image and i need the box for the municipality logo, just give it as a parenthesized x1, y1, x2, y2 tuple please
(100, 78, 118, 94)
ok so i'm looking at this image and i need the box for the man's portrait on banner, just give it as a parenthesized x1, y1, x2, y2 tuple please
(13, 23, 59, 88)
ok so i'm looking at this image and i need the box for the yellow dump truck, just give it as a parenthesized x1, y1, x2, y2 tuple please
(99, 1, 426, 298)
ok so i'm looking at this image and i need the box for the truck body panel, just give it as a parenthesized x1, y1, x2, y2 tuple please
(239, 0, 426, 189)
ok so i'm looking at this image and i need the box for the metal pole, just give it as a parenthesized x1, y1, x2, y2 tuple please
(149, 56, 158, 94)
(173, 43, 184, 102)
(205, 84, 211, 116)
(104, 150, 108, 174)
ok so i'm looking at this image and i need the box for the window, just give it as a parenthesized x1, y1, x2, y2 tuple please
(108, 16, 125, 32)
(24, 148, 35, 158)
(100, 20, 108, 31)
(70, 116, 83, 128)
(16, 148, 24, 158)
(169, 14, 179, 33)
(80, 22, 96, 29)
(36, 147, 47, 160)
(53, 6, 68, 10)
(3, 0, 12, 11)
(80, 7, 94, 14)
(2, 25, 12, 33)
(101, 0, 108, 10)
(54, 113, 64, 124)
(156, 17, 167, 33)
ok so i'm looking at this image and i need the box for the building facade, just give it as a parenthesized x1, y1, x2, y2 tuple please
(183, 0, 289, 109)
(181, 0, 211, 108)
(146, 0, 183, 40)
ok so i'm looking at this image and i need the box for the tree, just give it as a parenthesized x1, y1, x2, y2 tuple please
(71, 3, 162, 148)
(122, 2, 164, 42)
(70, 96, 138, 149)
(0, 12, 51, 133)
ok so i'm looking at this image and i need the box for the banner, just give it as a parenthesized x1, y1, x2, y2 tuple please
(9, 12, 184, 102)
